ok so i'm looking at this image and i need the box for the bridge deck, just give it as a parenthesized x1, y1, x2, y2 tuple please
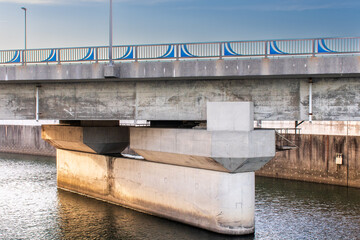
(1, 38, 360, 122)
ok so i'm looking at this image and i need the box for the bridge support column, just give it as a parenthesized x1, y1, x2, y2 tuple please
(56, 149, 255, 235)
(42, 102, 275, 235)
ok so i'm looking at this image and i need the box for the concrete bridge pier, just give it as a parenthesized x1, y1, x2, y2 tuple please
(42, 102, 275, 235)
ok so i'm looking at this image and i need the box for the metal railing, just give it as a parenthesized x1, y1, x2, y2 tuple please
(1, 37, 360, 65)
(274, 128, 301, 151)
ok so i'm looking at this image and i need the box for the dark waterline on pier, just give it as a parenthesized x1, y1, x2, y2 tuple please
(0, 153, 359, 239)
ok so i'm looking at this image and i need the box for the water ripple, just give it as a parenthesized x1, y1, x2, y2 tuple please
(0, 153, 359, 239)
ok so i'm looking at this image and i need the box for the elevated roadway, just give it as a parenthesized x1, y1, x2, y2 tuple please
(1, 55, 360, 121)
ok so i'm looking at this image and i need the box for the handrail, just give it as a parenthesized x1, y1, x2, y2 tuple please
(275, 131, 299, 149)
(1, 37, 360, 65)
(274, 129, 300, 150)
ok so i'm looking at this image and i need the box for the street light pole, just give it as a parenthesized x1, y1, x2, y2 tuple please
(109, 0, 113, 66)
(21, 7, 27, 65)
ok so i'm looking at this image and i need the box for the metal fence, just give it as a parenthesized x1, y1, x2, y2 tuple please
(1, 37, 359, 65)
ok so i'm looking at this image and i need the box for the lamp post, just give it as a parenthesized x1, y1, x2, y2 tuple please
(21, 7, 27, 64)
(109, 0, 113, 66)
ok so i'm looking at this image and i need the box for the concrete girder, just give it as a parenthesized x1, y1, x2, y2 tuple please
(2, 76, 360, 121)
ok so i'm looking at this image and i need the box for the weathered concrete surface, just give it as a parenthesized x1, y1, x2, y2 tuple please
(0, 125, 55, 156)
(131, 102, 275, 173)
(1, 56, 360, 121)
(57, 149, 255, 235)
(261, 120, 360, 136)
(2, 56, 360, 82)
(42, 125, 129, 154)
(2, 77, 360, 121)
(207, 102, 254, 131)
(130, 128, 226, 171)
(256, 134, 360, 188)
(130, 128, 275, 173)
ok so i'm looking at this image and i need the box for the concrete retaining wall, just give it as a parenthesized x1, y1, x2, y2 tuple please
(257, 134, 360, 188)
(0, 125, 55, 157)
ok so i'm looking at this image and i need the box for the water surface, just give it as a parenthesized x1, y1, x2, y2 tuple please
(0, 153, 359, 239)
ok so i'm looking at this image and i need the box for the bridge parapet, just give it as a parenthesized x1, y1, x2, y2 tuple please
(1, 55, 360, 82)
(1, 37, 359, 65)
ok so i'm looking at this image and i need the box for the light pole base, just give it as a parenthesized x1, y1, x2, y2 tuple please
(104, 64, 120, 78)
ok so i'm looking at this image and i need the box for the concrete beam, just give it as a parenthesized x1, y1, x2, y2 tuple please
(130, 128, 275, 173)
(42, 125, 129, 154)
(130, 102, 275, 173)
(2, 77, 360, 121)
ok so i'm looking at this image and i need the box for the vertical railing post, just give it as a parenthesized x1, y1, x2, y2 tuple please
(57, 49, 61, 64)
(135, 46, 138, 62)
(95, 47, 99, 63)
(219, 42, 223, 60)
(46, 50, 49, 65)
(312, 39, 316, 57)
(22, 50, 25, 65)
(264, 41, 268, 58)
(176, 44, 180, 60)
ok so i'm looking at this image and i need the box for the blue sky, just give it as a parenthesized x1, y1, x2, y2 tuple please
(0, 0, 360, 50)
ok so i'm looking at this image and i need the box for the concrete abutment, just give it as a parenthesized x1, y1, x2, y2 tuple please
(43, 102, 275, 235)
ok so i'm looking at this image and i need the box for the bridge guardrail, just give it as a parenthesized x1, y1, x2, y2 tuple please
(1, 37, 359, 65)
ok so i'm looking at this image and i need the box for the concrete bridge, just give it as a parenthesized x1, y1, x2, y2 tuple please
(1, 37, 360, 235)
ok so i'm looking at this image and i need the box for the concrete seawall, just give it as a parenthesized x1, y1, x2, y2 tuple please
(257, 134, 360, 188)
(0, 125, 55, 157)
(1, 124, 359, 188)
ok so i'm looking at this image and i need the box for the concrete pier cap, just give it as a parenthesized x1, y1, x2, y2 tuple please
(44, 101, 276, 235)
(131, 102, 276, 173)
(42, 125, 129, 154)
(207, 101, 254, 132)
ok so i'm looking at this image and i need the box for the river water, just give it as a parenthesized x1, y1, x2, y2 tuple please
(0, 153, 359, 240)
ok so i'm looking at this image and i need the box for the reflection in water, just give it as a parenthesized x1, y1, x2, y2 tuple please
(57, 189, 245, 240)
(0, 153, 359, 239)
